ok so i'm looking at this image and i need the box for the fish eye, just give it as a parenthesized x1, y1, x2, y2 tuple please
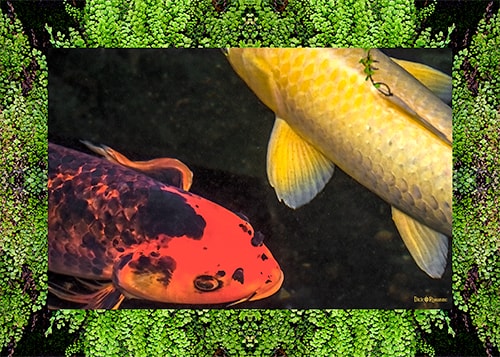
(194, 275, 222, 292)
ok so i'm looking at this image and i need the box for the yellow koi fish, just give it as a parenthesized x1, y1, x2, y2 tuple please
(225, 49, 452, 279)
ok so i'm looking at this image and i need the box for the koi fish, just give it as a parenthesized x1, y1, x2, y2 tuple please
(225, 48, 452, 278)
(48, 142, 283, 308)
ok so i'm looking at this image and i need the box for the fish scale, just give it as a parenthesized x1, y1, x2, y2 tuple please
(235, 49, 451, 234)
(226, 48, 452, 278)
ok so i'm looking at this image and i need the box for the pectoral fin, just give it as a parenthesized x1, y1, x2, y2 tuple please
(81, 140, 193, 191)
(391, 58, 452, 104)
(48, 278, 125, 309)
(267, 117, 335, 209)
(392, 207, 449, 278)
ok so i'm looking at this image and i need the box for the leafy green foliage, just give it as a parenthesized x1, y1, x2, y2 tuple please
(46, 309, 452, 356)
(0, 10, 48, 352)
(308, 0, 453, 47)
(359, 49, 393, 95)
(47, 0, 194, 47)
(46, 0, 447, 47)
(2, 0, 499, 356)
(192, 0, 311, 47)
(451, 10, 500, 353)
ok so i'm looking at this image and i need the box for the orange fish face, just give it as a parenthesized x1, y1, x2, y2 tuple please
(48, 143, 283, 307)
(113, 202, 284, 305)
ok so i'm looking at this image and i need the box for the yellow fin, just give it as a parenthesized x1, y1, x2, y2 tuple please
(267, 117, 335, 209)
(392, 58, 452, 104)
(383, 93, 452, 145)
(392, 207, 449, 278)
(81, 140, 193, 191)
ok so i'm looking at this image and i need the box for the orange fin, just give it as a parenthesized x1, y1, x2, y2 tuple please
(226, 293, 255, 307)
(49, 279, 125, 309)
(81, 140, 193, 191)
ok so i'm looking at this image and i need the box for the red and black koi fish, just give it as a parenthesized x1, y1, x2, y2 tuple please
(48, 143, 283, 309)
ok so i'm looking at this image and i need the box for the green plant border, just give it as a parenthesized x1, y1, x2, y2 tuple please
(1, 1, 498, 356)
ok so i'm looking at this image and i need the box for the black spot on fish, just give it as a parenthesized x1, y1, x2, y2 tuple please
(135, 187, 206, 239)
(150, 251, 160, 257)
(121, 230, 136, 246)
(216, 270, 226, 277)
(238, 223, 248, 233)
(251, 231, 265, 247)
(261, 253, 268, 261)
(155, 256, 176, 286)
(132, 255, 151, 271)
(232, 268, 244, 284)
(129, 254, 176, 286)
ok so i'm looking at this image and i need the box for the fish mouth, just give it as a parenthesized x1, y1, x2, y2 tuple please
(227, 268, 284, 306)
(250, 269, 285, 301)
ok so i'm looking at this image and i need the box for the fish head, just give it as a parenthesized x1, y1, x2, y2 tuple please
(113, 190, 283, 306)
(224, 48, 284, 114)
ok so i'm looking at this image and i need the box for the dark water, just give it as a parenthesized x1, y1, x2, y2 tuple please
(48, 49, 451, 309)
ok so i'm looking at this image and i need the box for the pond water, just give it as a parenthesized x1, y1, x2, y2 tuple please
(48, 48, 451, 309)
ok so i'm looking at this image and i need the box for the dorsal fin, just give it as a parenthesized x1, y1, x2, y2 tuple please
(391, 58, 452, 104)
(81, 140, 193, 191)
